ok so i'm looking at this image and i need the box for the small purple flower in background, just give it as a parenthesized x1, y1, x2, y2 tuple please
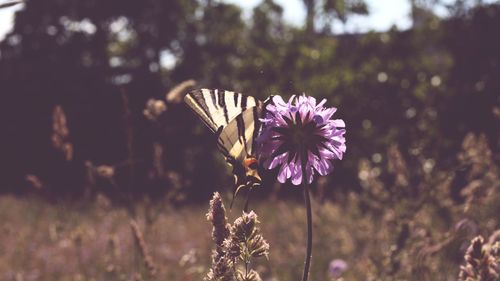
(257, 94, 346, 185)
(329, 259, 348, 279)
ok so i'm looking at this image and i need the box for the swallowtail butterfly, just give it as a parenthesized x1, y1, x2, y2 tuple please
(184, 89, 270, 195)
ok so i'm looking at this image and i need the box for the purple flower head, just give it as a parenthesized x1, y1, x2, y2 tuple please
(328, 259, 348, 278)
(256, 94, 346, 185)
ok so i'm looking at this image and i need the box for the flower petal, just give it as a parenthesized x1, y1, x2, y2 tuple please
(255, 94, 346, 186)
(291, 170, 302, 185)
(277, 163, 291, 183)
(332, 119, 345, 128)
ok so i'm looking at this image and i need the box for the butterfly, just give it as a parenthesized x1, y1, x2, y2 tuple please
(184, 89, 269, 205)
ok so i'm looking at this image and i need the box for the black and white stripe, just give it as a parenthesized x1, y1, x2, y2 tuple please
(184, 89, 259, 134)
(216, 105, 260, 159)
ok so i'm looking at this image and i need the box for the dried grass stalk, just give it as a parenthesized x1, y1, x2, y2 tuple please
(130, 220, 157, 277)
(166, 79, 196, 104)
(51, 105, 73, 161)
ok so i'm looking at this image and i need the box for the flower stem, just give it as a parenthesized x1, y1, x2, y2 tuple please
(301, 157, 313, 281)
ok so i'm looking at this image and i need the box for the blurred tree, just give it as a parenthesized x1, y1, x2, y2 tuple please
(0, 0, 199, 196)
(172, 1, 245, 87)
(441, 3, 500, 153)
(301, 0, 368, 34)
(239, 0, 290, 95)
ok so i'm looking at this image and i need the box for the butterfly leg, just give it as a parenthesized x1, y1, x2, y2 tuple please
(243, 187, 253, 212)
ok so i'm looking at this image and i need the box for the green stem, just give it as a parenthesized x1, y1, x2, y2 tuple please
(301, 156, 313, 281)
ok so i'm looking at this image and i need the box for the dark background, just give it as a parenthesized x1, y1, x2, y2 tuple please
(0, 0, 498, 202)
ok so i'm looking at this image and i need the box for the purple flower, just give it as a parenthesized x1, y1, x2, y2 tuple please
(328, 259, 348, 278)
(256, 94, 346, 185)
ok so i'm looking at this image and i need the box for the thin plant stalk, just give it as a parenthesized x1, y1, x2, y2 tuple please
(301, 154, 313, 281)
(120, 88, 136, 217)
(243, 188, 252, 213)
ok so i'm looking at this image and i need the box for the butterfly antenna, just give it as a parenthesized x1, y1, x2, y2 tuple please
(229, 190, 236, 210)
(230, 184, 244, 210)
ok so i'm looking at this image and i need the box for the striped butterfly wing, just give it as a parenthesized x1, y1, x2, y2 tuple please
(185, 89, 264, 191)
(216, 105, 263, 163)
(184, 89, 260, 133)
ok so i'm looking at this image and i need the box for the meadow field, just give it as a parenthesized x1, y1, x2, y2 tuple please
(1, 133, 498, 281)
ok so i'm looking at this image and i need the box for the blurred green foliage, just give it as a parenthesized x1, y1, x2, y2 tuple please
(0, 0, 498, 200)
